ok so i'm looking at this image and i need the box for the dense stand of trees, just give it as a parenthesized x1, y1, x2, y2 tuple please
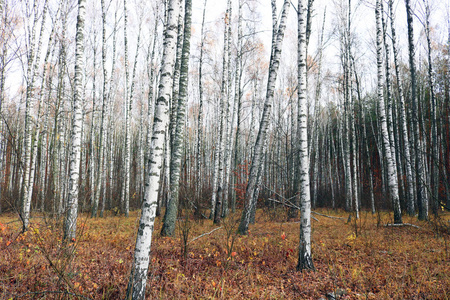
(1, 0, 450, 297)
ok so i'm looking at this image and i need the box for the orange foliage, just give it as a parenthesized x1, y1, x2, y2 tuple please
(0, 210, 449, 299)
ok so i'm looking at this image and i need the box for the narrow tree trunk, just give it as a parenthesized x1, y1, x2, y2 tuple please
(423, 0, 439, 215)
(297, 0, 314, 272)
(63, 0, 86, 241)
(389, 0, 415, 215)
(161, 0, 192, 236)
(122, 0, 131, 217)
(92, 0, 109, 218)
(196, 0, 207, 216)
(405, 0, 428, 221)
(22, 0, 49, 232)
(238, 0, 290, 235)
(376, 0, 401, 224)
(127, 0, 180, 298)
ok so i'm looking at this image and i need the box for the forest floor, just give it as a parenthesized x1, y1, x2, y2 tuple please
(0, 208, 449, 299)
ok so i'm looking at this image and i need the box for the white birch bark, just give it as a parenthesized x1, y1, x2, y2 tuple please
(381, 2, 401, 207)
(106, 7, 119, 212)
(122, 0, 131, 217)
(213, 0, 231, 224)
(405, 0, 428, 220)
(349, 55, 360, 219)
(196, 0, 207, 214)
(388, 0, 415, 216)
(146, 10, 158, 172)
(56, 2, 69, 216)
(376, 0, 401, 224)
(92, 0, 109, 218)
(169, 2, 184, 151)
(28, 12, 59, 215)
(342, 0, 353, 213)
(63, 0, 86, 241)
(297, 0, 314, 271)
(21, 0, 48, 231)
(127, 0, 180, 298)
(210, 4, 229, 221)
(238, 0, 290, 235)
(311, 10, 325, 210)
(90, 28, 98, 216)
(161, 0, 192, 236)
(222, 3, 234, 219)
(423, 0, 439, 214)
(231, 0, 243, 213)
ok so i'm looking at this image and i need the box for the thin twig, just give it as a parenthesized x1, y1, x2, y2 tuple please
(264, 184, 298, 201)
(268, 198, 300, 210)
(188, 226, 222, 245)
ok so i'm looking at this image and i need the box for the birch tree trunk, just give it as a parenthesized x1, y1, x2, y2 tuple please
(222, 4, 234, 219)
(297, 0, 314, 272)
(214, 0, 232, 224)
(90, 28, 98, 217)
(21, 0, 48, 232)
(209, 4, 230, 222)
(161, 0, 192, 237)
(92, 0, 109, 218)
(106, 6, 119, 212)
(196, 0, 207, 216)
(389, 0, 415, 216)
(63, 0, 86, 241)
(126, 0, 180, 298)
(423, 0, 439, 215)
(376, 0, 401, 224)
(122, 0, 131, 217)
(310, 10, 325, 211)
(27, 11, 58, 215)
(231, 0, 243, 214)
(0, 0, 9, 210)
(342, 0, 353, 213)
(405, 0, 428, 220)
(52, 6, 68, 215)
(238, 0, 290, 235)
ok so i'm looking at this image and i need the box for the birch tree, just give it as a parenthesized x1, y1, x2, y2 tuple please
(161, 0, 192, 237)
(91, 0, 109, 218)
(213, 0, 232, 224)
(375, 0, 401, 224)
(422, 0, 439, 214)
(126, 0, 180, 298)
(63, 0, 86, 241)
(405, 0, 428, 220)
(21, 0, 49, 232)
(238, 0, 290, 235)
(196, 0, 207, 215)
(122, 0, 131, 217)
(388, 0, 415, 216)
(297, 0, 314, 271)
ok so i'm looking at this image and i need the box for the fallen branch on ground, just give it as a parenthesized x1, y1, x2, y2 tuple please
(385, 223, 421, 229)
(312, 211, 345, 220)
(188, 226, 222, 244)
(292, 215, 319, 223)
(16, 290, 92, 300)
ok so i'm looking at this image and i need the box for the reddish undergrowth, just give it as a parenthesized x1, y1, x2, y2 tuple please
(0, 209, 449, 299)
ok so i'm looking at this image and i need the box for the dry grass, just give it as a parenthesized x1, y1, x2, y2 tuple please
(0, 208, 449, 299)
